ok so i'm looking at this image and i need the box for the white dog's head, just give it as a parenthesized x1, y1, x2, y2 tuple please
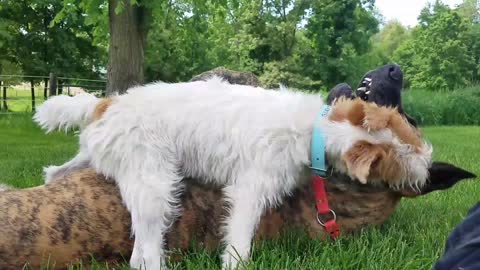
(341, 139, 432, 190)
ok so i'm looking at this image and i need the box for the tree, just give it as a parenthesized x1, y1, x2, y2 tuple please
(55, 0, 150, 94)
(305, 0, 379, 88)
(457, 0, 480, 22)
(144, 0, 313, 85)
(458, 0, 480, 82)
(0, 0, 106, 80)
(107, 0, 149, 94)
(373, 20, 410, 58)
(393, 1, 477, 90)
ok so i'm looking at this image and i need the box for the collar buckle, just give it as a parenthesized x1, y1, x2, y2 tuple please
(309, 167, 328, 178)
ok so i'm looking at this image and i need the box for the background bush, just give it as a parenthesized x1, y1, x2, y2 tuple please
(403, 86, 480, 125)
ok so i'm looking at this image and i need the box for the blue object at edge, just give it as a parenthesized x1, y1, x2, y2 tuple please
(310, 105, 331, 177)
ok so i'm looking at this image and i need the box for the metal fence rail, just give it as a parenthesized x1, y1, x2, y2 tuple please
(0, 74, 106, 114)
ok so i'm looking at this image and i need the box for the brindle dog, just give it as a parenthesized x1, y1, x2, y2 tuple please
(0, 165, 474, 269)
(0, 66, 476, 269)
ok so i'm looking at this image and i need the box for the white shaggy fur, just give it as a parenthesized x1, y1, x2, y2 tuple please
(34, 78, 432, 269)
(0, 183, 12, 192)
(34, 93, 100, 133)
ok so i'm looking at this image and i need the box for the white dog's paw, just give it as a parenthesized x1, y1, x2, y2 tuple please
(129, 246, 144, 269)
(0, 183, 12, 192)
(130, 254, 167, 270)
(129, 257, 145, 270)
(43, 166, 61, 184)
(221, 248, 245, 270)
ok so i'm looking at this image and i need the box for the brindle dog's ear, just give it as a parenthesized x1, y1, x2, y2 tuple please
(327, 83, 354, 105)
(401, 162, 476, 197)
(422, 162, 476, 194)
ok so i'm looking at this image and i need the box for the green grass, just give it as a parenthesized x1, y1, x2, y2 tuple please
(0, 88, 47, 112)
(0, 114, 77, 187)
(0, 114, 479, 270)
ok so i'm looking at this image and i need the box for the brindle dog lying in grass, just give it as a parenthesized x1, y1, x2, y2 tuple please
(0, 165, 474, 269)
(0, 65, 476, 269)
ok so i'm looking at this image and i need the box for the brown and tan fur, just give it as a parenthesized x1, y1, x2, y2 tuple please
(343, 140, 403, 186)
(318, 97, 424, 185)
(329, 97, 423, 150)
(92, 97, 114, 122)
(0, 169, 407, 269)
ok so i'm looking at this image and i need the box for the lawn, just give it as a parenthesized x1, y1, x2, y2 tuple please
(0, 114, 479, 270)
(0, 86, 104, 113)
(0, 88, 47, 112)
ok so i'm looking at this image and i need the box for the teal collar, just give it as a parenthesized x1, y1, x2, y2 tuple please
(310, 105, 331, 177)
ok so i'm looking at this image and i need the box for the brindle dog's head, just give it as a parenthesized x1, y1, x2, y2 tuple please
(328, 63, 417, 127)
(326, 64, 403, 107)
(355, 63, 403, 109)
(326, 63, 476, 197)
(357, 63, 419, 127)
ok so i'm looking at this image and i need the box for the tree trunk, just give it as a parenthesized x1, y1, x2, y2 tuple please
(107, 0, 149, 95)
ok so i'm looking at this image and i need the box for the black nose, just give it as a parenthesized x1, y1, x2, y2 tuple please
(388, 64, 402, 81)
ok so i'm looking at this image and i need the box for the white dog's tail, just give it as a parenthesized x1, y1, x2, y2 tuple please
(34, 93, 100, 132)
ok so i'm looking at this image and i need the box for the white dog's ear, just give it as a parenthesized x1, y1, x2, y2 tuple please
(342, 141, 383, 184)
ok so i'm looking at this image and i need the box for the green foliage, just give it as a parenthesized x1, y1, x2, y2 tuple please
(3, 0, 480, 92)
(53, 0, 109, 49)
(403, 86, 480, 125)
(304, 0, 379, 88)
(392, 1, 479, 90)
(0, 0, 107, 80)
(260, 60, 323, 90)
(144, 0, 317, 85)
(143, 0, 379, 90)
(366, 20, 410, 69)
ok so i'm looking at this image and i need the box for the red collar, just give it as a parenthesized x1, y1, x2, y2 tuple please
(313, 174, 340, 239)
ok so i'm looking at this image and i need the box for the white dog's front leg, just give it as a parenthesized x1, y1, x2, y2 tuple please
(116, 164, 183, 270)
(43, 151, 90, 183)
(221, 183, 267, 269)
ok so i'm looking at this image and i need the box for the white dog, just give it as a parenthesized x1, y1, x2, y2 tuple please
(34, 77, 431, 269)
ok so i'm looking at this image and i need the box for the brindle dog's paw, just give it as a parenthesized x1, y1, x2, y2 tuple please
(362, 103, 394, 131)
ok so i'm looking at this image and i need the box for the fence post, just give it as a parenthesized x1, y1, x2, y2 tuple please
(30, 80, 35, 112)
(0, 81, 2, 111)
(49, 73, 57, 96)
(2, 81, 7, 111)
(43, 78, 48, 100)
(58, 79, 63, 95)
